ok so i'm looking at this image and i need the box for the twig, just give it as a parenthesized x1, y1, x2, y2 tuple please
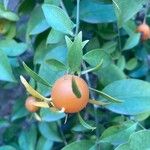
(75, 0, 80, 35)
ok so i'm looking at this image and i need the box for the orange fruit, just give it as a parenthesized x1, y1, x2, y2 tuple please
(137, 23, 150, 41)
(25, 96, 39, 112)
(51, 75, 89, 113)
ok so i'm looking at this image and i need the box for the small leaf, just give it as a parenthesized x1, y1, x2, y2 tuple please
(47, 29, 64, 44)
(115, 130, 150, 150)
(100, 121, 137, 145)
(0, 3, 19, 21)
(65, 36, 73, 49)
(46, 59, 66, 71)
(23, 62, 52, 87)
(40, 108, 65, 122)
(123, 33, 140, 50)
(27, 5, 49, 36)
(126, 58, 138, 70)
(83, 49, 111, 68)
(0, 39, 27, 57)
(73, 0, 116, 23)
(20, 76, 50, 102)
(103, 79, 150, 115)
(89, 99, 110, 106)
(42, 4, 74, 35)
(68, 32, 83, 73)
(72, 77, 81, 98)
(78, 113, 96, 130)
(89, 87, 123, 103)
(0, 49, 16, 82)
(81, 59, 103, 74)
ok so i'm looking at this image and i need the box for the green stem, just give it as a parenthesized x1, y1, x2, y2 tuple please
(57, 121, 67, 146)
(82, 62, 100, 142)
(75, 0, 80, 35)
(60, 0, 68, 17)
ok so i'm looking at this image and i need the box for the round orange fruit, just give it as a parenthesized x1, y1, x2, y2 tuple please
(51, 75, 89, 113)
(25, 96, 39, 112)
(137, 23, 150, 41)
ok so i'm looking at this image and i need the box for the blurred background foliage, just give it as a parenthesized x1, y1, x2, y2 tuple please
(1, 0, 150, 150)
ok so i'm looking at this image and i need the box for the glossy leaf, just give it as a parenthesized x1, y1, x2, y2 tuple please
(38, 122, 62, 142)
(78, 113, 96, 130)
(40, 108, 65, 122)
(100, 121, 137, 145)
(83, 49, 111, 68)
(27, 5, 49, 35)
(0, 39, 27, 57)
(0, 49, 16, 82)
(74, 0, 116, 23)
(68, 32, 83, 73)
(36, 136, 53, 150)
(42, 4, 74, 35)
(47, 29, 64, 44)
(46, 59, 66, 71)
(23, 62, 52, 87)
(113, 0, 147, 27)
(71, 77, 81, 98)
(18, 125, 37, 150)
(115, 130, 150, 150)
(103, 79, 150, 115)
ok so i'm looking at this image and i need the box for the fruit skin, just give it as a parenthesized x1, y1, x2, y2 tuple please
(25, 96, 39, 112)
(51, 75, 89, 113)
(137, 23, 150, 41)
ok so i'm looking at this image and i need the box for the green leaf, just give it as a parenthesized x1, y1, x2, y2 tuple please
(0, 3, 19, 21)
(74, 0, 116, 23)
(11, 98, 29, 121)
(46, 59, 66, 71)
(38, 122, 62, 142)
(126, 58, 138, 71)
(0, 146, 16, 150)
(100, 121, 137, 145)
(23, 62, 52, 87)
(36, 44, 67, 96)
(81, 59, 103, 74)
(117, 56, 126, 70)
(65, 36, 73, 50)
(113, 0, 147, 27)
(71, 77, 81, 98)
(27, 5, 49, 35)
(0, 39, 27, 57)
(68, 32, 83, 73)
(123, 33, 140, 50)
(40, 108, 65, 122)
(103, 79, 150, 115)
(62, 140, 94, 150)
(78, 113, 96, 130)
(0, 49, 16, 82)
(89, 87, 123, 103)
(18, 125, 37, 150)
(115, 130, 150, 150)
(83, 49, 111, 68)
(36, 136, 53, 150)
(42, 4, 74, 35)
(98, 64, 126, 86)
(47, 29, 64, 44)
